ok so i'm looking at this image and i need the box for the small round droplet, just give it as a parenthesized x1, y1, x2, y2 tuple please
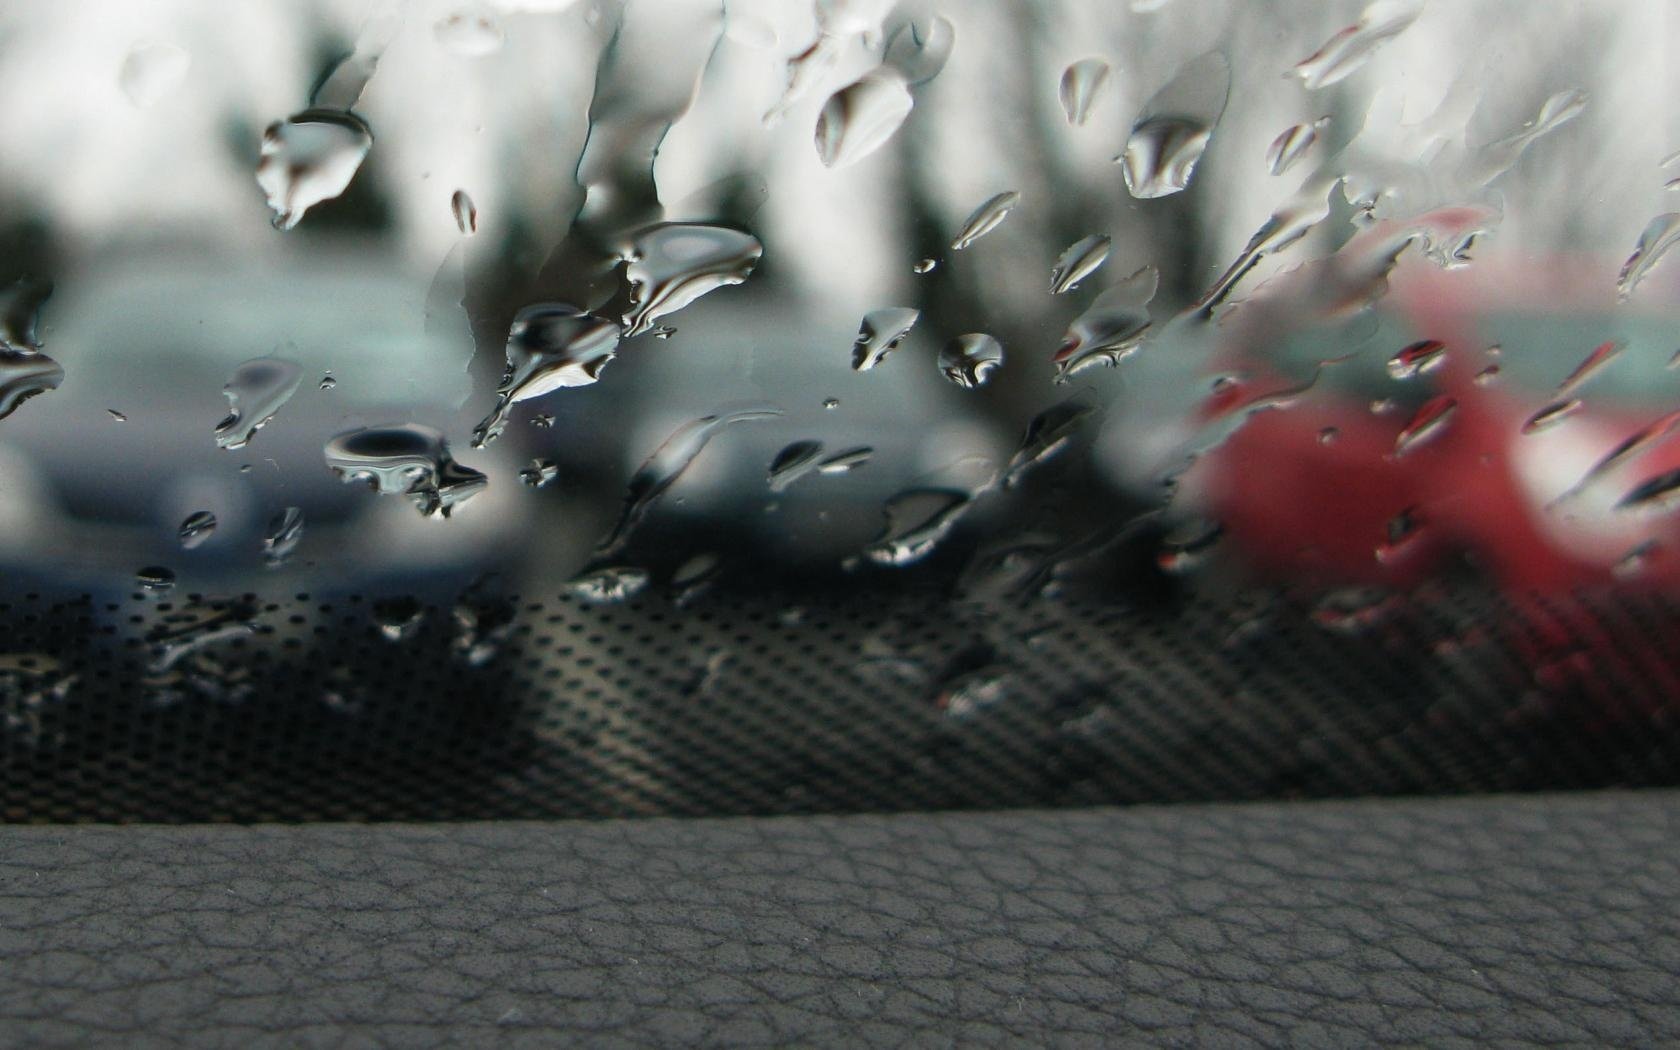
(178, 511, 218, 549)
(372, 596, 426, 643)
(822, 397, 840, 410)
(913, 258, 938, 274)
(520, 458, 560, 488)
(319, 374, 337, 390)
(530, 413, 555, 429)
(451, 188, 478, 235)
(136, 566, 176, 593)
(1318, 426, 1339, 445)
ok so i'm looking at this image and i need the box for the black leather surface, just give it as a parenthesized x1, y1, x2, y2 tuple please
(2, 792, 1676, 1047)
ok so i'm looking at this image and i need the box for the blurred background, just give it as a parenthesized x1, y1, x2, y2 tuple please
(1, 0, 1679, 819)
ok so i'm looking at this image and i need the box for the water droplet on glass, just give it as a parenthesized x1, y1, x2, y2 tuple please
(1118, 52, 1229, 199)
(912, 257, 938, 275)
(822, 397, 840, 411)
(531, 413, 555, 428)
(1265, 118, 1327, 176)
(107, 408, 127, 422)
(850, 307, 919, 371)
(937, 668, 1011, 718)
(815, 69, 914, 169)
(372, 596, 425, 642)
(261, 507, 304, 567)
(1461, 89, 1588, 188)
(1387, 339, 1447, 379)
(0, 281, 62, 420)
(1375, 505, 1425, 565)
(472, 304, 620, 446)
(434, 9, 504, 56)
(1553, 410, 1680, 507)
(1370, 398, 1396, 415)
(1522, 399, 1582, 435)
(136, 566, 175, 593)
(450, 596, 514, 667)
(1618, 214, 1680, 302)
(567, 564, 651, 603)
(817, 446, 872, 474)
(939, 334, 1004, 389)
(1050, 235, 1112, 295)
(325, 424, 488, 518)
(1191, 174, 1341, 314)
(1054, 265, 1157, 377)
(1003, 397, 1097, 488)
(768, 440, 825, 493)
(451, 188, 478, 234)
(621, 223, 763, 338)
(1289, 0, 1421, 90)
(213, 357, 302, 450)
(119, 41, 190, 109)
(1556, 339, 1622, 396)
(1618, 468, 1680, 515)
(1059, 58, 1110, 126)
(671, 551, 723, 605)
(950, 191, 1019, 251)
(255, 109, 373, 231)
(0, 278, 51, 354)
(178, 511, 217, 549)
(594, 405, 781, 559)
(863, 488, 975, 567)
(1614, 540, 1659, 579)
(1393, 395, 1457, 457)
(520, 458, 560, 488)
(319, 373, 337, 390)
(1319, 426, 1340, 445)
(881, 14, 955, 87)
(1158, 519, 1224, 574)
(1474, 364, 1500, 385)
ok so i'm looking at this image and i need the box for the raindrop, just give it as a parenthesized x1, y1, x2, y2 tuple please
(768, 440, 825, 493)
(1059, 58, 1110, 126)
(850, 307, 919, 371)
(1461, 89, 1588, 189)
(881, 14, 955, 87)
(1157, 519, 1224, 574)
(1555, 339, 1622, 397)
(0, 278, 52, 353)
(1665, 147, 1680, 168)
(1387, 339, 1447, 379)
(1554, 410, 1680, 506)
(912, 257, 938, 274)
(1050, 235, 1112, 295)
(1618, 468, 1680, 514)
(434, 9, 504, 56)
(261, 507, 304, 567)
(1054, 265, 1157, 377)
(1617, 214, 1680, 302)
(1370, 398, 1397, 415)
(672, 552, 722, 605)
(1522, 399, 1582, 435)
(621, 223, 763, 338)
(1003, 397, 1098, 488)
(939, 334, 1004, 389)
(372, 596, 425, 642)
(107, 408, 127, 422)
(594, 405, 781, 559)
(450, 597, 513, 667)
(822, 397, 840, 411)
(1265, 118, 1327, 176)
(136, 566, 175, 593)
(319, 374, 337, 390)
(862, 488, 975, 567)
(950, 191, 1019, 251)
(1374, 505, 1426, 565)
(1614, 540, 1659, 579)
(1318, 426, 1339, 445)
(213, 357, 302, 450)
(255, 109, 373, 231)
(531, 413, 555, 428)
(451, 188, 478, 234)
(1118, 51, 1229, 199)
(1393, 395, 1457, 456)
(815, 69, 914, 169)
(1289, 0, 1421, 90)
(519, 458, 560, 488)
(119, 41, 190, 109)
(472, 304, 620, 446)
(325, 424, 488, 518)
(817, 446, 872, 474)
(1190, 174, 1341, 314)
(1474, 364, 1500, 385)
(178, 511, 218, 549)
(937, 668, 1011, 718)
(567, 565, 651, 603)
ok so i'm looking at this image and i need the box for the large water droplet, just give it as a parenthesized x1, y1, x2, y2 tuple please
(939, 334, 1004, 389)
(451, 188, 478, 234)
(262, 507, 304, 567)
(912, 257, 938, 275)
(851, 307, 919, 371)
(1054, 265, 1158, 377)
(768, 440, 825, 493)
(178, 511, 218, 549)
(1617, 214, 1680, 303)
(1289, 0, 1422, 90)
(1265, 118, 1327, 176)
(1003, 398, 1098, 488)
(434, 9, 504, 56)
(213, 357, 302, 451)
(255, 109, 373, 231)
(472, 303, 620, 447)
(1050, 235, 1112, 295)
(324, 424, 488, 519)
(119, 41, 190, 109)
(0, 351, 64, 422)
(1059, 58, 1110, 126)
(882, 14, 955, 86)
(1118, 52, 1229, 199)
(1387, 339, 1446, 379)
(1393, 395, 1456, 457)
(815, 69, 914, 169)
(863, 488, 975, 567)
(950, 191, 1019, 251)
(621, 223, 763, 338)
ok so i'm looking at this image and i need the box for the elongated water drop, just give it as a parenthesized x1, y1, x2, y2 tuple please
(1387, 339, 1446, 379)
(621, 223, 762, 338)
(1054, 265, 1157, 377)
(472, 304, 620, 447)
(1265, 118, 1326, 176)
(520, 459, 559, 488)
(1522, 399, 1581, 435)
(950, 191, 1019, 251)
(1617, 214, 1680, 302)
(567, 565, 651, 603)
(136, 566, 176, 593)
(863, 489, 975, 567)
(1393, 395, 1456, 456)
(815, 69, 914, 169)
(255, 109, 373, 231)
(1003, 398, 1098, 488)
(768, 440, 825, 493)
(1461, 88, 1587, 188)
(851, 307, 919, 371)
(325, 424, 488, 519)
(213, 357, 302, 451)
(372, 597, 425, 642)
(1119, 52, 1229, 199)
(1618, 468, 1680, 514)
(1556, 339, 1622, 397)
(1050, 235, 1112, 295)
(1290, 0, 1421, 90)
(1553, 410, 1680, 506)
(939, 334, 1004, 389)
(262, 507, 304, 567)
(1059, 58, 1109, 126)
(817, 447, 872, 474)
(1191, 174, 1341, 314)
(451, 189, 478, 234)
(178, 511, 218, 549)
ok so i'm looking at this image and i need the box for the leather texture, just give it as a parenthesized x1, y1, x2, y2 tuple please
(1, 792, 1676, 1047)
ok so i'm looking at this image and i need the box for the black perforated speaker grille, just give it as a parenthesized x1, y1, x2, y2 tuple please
(2, 570, 1678, 822)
